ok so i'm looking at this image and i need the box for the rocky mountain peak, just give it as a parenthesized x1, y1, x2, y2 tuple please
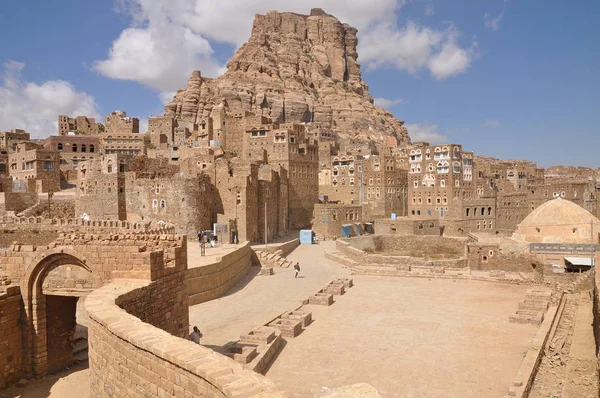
(165, 9, 410, 145)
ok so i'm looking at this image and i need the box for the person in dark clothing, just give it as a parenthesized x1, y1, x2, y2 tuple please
(294, 262, 300, 278)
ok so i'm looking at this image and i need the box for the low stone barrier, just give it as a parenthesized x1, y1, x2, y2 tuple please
(0, 216, 176, 235)
(186, 242, 253, 306)
(86, 281, 283, 398)
(335, 238, 467, 270)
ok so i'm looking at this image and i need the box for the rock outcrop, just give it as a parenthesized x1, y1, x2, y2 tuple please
(165, 8, 410, 145)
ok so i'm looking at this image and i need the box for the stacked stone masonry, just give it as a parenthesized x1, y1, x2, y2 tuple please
(87, 282, 283, 398)
(0, 286, 23, 390)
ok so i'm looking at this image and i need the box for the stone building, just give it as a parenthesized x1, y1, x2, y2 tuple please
(43, 135, 100, 171)
(257, 165, 289, 243)
(98, 132, 144, 156)
(405, 143, 474, 219)
(8, 142, 60, 193)
(0, 129, 30, 152)
(242, 119, 319, 229)
(148, 116, 207, 149)
(312, 203, 362, 238)
(125, 173, 214, 237)
(0, 152, 7, 178)
(361, 155, 408, 219)
(75, 154, 129, 220)
(213, 160, 260, 243)
(75, 155, 214, 236)
(104, 110, 140, 134)
(319, 154, 363, 205)
(57, 115, 102, 136)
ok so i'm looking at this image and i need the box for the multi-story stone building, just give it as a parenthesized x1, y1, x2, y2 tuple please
(8, 142, 60, 192)
(104, 110, 140, 134)
(99, 132, 145, 156)
(405, 143, 474, 219)
(361, 155, 408, 219)
(43, 135, 100, 171)
(57, 115, 102, 136)
(242, 119, 319, 229)
(0, 129, 31, 152)
(75, 154, 214, 236)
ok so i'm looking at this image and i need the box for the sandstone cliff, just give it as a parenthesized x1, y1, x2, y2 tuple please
(164, 8, 410, 145)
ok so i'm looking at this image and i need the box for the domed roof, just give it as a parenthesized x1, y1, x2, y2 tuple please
(512, 198, 600, 244)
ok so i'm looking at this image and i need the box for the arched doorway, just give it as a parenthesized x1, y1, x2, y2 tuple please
(21, 249, 101, 376)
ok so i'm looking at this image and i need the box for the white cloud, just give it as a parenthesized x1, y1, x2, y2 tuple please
(0, 61, 100, 139)
(427, 35, 474, 80)
(360, 21, 475, 79)
(484, 0, 508, 31)
(374, 97, 405, 108)
(425, 5, 435, 16)
(95, 0, 474, 93)
(405, 123, 448, 144)
(93, 21, 224, 92)
(483, 119, 500, 127)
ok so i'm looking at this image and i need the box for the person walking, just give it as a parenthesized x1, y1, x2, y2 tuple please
(189, 326, 202, 344)
(197, 231, 202, 247)
(294, 262, 300, 278)
(200, 233, 207, 256)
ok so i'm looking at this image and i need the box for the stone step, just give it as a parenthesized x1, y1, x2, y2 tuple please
(72, 338, 88, 355)
(73, 350, 89, 363)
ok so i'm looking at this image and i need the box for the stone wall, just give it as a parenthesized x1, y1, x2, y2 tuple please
(1, 233, 186, 282)
(467, 244, 540, 272)
(0, 216, 176, 235)
(4, 192, 38, 213)
(186, 242, 253, 306)
(86, 281, 282, 398)
(126, 175, 214, 237)
(116, 270, 189, 339)
(336, 235, 468, 269)
(261, 238, 300, 257)
(373, 217, 440, 236)
(0, 286, 23, 390)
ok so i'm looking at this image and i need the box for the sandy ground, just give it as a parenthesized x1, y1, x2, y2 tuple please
(189, 240, 350, 347)
(266, 276, 539, 398)
(6, 240, 544, 397)
(0, 363, 89, 398)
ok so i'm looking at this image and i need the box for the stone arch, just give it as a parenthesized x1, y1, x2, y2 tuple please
(21, 248, 98, 376)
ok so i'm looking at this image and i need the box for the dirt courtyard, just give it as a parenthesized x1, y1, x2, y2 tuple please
(266, 276, 539, 398)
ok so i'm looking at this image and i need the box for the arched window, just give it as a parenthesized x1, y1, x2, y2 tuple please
(481, 207, 485, 216)
(89, 144, 95, 153)
(160, 200, 166, 208)
(72, 143, 78, 152)
(81, 144, 86, 152)
(57, 143, 63, 150)
(152, 199, 158, 208)
(107, 161, 113, 173)
(488, 207, 492, 216)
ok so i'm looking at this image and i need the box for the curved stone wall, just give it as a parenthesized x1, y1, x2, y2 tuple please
(86, 280, 283, 398)
(186, 242, 253, 306)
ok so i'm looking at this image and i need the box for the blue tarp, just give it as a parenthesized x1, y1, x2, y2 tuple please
(299, 229, 313, 244)
(341, 224, 352, 238)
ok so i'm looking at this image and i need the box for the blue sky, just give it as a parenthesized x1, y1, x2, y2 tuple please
(1, 0, 598, 168)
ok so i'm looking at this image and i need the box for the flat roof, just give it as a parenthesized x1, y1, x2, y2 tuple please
(564, 257, 594, 266)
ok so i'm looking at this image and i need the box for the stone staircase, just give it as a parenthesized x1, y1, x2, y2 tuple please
(72, 324, 88, 363)
(254, 249, 294, 268)
(509, 288, 552, 325)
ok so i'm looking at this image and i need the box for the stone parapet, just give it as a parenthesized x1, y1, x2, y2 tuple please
(186, 242, 253, 305)
(0, 216, 176, 235)
(86, 281, 284, 398)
